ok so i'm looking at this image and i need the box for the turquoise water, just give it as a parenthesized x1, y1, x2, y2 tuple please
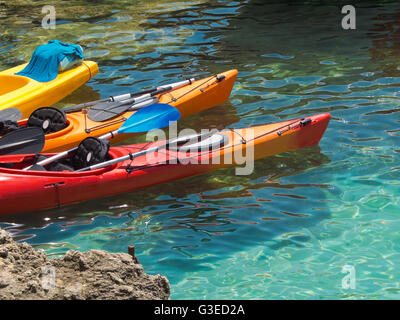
(1, 0, 400, 299)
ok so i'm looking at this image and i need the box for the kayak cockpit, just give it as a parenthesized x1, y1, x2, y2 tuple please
(0, 147, 120, 176)
(0, 75, 32, 96)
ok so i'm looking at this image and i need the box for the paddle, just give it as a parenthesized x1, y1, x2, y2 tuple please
(87, 96, 157, 122)
(0, 127, 45, 156)
(87, 85, 183, 122)
(62, 78, 194, 115)
(24, 103, 181, 170)
(76, 131, 216, 172)
(0, 108, 23, 122)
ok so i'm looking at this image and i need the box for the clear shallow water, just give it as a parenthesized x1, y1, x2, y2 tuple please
(1, 0, 400, 299)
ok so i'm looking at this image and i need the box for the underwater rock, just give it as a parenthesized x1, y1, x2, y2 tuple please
(0, 228, 169, 300)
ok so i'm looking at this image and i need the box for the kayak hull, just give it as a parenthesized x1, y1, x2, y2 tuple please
(17, 69, 238, 152)
(0, 113, 331, 215)
(0, 61, 99, 119)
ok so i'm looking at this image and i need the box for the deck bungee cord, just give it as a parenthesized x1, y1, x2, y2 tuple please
(162, 74, 226, 105)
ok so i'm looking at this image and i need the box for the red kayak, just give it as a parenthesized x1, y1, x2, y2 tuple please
(0, 113, 331, 215)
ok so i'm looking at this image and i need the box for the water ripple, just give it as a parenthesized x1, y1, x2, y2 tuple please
(0, 0, 399, 300)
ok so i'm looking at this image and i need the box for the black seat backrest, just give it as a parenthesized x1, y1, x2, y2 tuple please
(27, 107, 67, 134)
(71, 137, 110, 170)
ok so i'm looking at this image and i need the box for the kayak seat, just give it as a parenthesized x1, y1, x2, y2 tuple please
(33, 154, 74, 172)
(27, 107, 67, 134)
(0, 120, 20, 135)
(30, 137, 110, 172)
(71, 137, 110, 170)
(47, 161, 75, 172)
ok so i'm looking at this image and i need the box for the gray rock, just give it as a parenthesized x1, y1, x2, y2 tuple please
(0, 228, 170, 300)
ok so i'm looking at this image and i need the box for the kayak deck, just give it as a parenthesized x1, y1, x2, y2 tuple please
(0, 113, 331, 215)
(0, 61, 99, 119)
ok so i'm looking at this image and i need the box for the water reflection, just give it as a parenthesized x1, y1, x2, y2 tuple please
(1, 0, 399, 299)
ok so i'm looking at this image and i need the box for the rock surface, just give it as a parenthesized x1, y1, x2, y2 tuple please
(0, 228, 170, 300)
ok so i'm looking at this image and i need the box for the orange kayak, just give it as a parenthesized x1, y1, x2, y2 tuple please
(0, 113, 330, 215)
(15, 69, 238, 152)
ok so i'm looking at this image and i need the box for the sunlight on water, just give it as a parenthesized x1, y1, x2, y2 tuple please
(1, 0, 400, 299)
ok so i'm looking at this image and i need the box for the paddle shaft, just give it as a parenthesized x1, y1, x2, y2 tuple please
(63, 78, 194, 113)
(24, 146, 77, 168)
(111, 79, 193, 102)
(77, 132, 214, 172)
(102, 87, 167, 110)
(77, 145, 161, 172)
(91, 83, 182, 112)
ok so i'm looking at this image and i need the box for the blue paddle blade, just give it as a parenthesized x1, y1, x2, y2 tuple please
(118, 103, 181, 133)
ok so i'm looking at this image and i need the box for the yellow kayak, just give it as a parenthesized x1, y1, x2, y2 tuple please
(0, 61, 98, 119)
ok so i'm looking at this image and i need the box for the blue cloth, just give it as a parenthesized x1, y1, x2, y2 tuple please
(16, 40, 84, 82)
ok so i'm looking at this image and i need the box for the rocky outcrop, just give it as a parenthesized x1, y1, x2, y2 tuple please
(0, 228, 169, 300)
